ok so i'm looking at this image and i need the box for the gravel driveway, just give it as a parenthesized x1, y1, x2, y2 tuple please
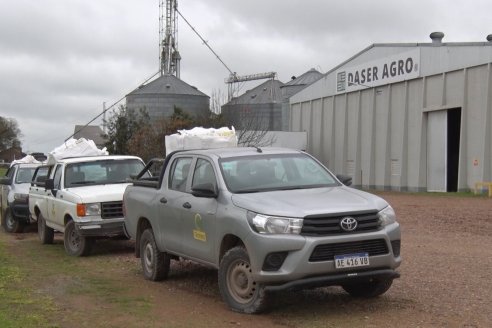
(1, 192, 491, 327)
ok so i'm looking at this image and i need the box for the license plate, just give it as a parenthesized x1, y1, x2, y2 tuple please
(334, 253, 369, 269)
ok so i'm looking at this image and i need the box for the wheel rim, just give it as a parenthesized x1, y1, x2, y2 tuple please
(143, 242, 154, 271)
(5, 213, 15, 229)
(68, 227, 81, 251)
(226, 259, 256, 304)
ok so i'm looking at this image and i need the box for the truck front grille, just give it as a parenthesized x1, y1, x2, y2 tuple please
(309, 239, 389, 262)
(101, 201, 123, 219)
(301, 211, 380, 236)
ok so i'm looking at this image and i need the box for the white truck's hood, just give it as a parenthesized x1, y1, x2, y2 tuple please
(231, 186, 389, 217)
(64, 183, 130, 203)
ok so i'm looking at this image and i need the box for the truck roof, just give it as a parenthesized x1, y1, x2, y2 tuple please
(177, 147, 302, 159)
(10, 163, 42, 168)
(52, 155, 143, 164)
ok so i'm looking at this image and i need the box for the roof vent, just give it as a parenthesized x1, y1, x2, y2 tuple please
(487, 34, 492, 42)
(165, 84, 171, 88)
(430, 32, 444, 44)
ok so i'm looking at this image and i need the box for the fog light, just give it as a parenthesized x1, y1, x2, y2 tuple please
(262, 252, 288, 271)
(391, 240, 401, 257)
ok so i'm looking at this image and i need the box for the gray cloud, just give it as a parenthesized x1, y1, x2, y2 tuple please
(1, 0, 491, 153)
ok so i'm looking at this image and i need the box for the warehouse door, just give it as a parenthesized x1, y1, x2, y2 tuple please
(427, 109, 461, 192)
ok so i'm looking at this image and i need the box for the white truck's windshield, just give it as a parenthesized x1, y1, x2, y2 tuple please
(65, 159, 144, 187)
(219, 153, 339, 193)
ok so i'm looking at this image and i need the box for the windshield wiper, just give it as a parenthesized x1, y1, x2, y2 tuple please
(234, 189, 262, 194)
(70, 181, 96, 185)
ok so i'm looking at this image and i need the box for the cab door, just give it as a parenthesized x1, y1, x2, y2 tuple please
(47, 164, 65, 228)
(180, 158, 218, 264)
(155, 156, 193, 254)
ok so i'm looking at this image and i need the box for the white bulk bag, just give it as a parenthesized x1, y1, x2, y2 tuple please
(47, 138, 108, 165)
(165, 127, 237, 156)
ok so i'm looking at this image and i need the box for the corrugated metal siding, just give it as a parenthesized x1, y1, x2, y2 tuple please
(290, 62, 492, 191)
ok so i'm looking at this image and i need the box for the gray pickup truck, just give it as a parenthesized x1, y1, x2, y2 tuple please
(123, 147, 401, 313)
(0, 163, 41, 233)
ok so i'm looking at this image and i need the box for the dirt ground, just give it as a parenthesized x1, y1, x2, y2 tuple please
(1, 192, 491, 327)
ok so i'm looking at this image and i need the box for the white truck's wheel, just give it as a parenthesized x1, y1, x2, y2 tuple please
(64, 220, 93, 256)
(38, 213, 54, 244)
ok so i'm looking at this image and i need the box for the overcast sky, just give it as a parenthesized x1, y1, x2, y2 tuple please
(1, 0, 491, 154)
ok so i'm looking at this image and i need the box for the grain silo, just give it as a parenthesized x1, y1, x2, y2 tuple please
(221, 79, 284, 131)
(125, 74, 210, 121)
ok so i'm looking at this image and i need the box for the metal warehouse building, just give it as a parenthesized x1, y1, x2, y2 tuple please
(290, 33, 492, 192)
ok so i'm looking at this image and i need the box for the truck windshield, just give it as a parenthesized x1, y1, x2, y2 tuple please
(15, 167, 37, 183)
(65, 159, 145, 188)
(219, 153, 340, 193)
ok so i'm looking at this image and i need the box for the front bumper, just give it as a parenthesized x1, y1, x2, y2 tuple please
(75, 220, 125, 237)
(11, 203, 31, 223)
(245, 222, 401, 285)
(265, 268, 400, 292)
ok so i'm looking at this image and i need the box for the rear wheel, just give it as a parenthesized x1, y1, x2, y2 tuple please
(4, 208, 24, 233)
(140, 229, 170, 281)
(342, 278, 393, 298)
(218, 246, 269, 314)
(38, 213, 54, 244)
(64, 220, 93, 256)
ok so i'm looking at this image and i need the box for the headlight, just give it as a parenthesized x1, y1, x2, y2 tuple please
(14, 193, 29, 203)
(378, 206, 396, 226)
(76, 203, 101, 217)
(247, 211, 303, 234)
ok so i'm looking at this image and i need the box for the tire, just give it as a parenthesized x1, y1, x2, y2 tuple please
(38, 213, 54, 244)
(140, 229, 170, 281)
(4, 208, 24, 233)
(64, 220, 94, 257)
(218, 246, 269, 314)
(342, 278, 393, 298)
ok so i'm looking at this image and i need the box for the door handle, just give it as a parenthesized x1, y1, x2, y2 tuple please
(160, 197, 167, 204)
(182, 202, 192, 209)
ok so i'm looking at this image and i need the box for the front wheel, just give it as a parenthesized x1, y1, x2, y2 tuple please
(218, 246, 269, 314)
(4, 208, 24, 233)
(38, 213, 54, 244)
(342, 278, 393, 298)
(64, 220, 93, 256)
(140, 229, 170, 281)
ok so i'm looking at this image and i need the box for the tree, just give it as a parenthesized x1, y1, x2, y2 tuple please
(103, 106, 149, 155)
(220, 106, 275, 147)
(0, 117, 22, 152)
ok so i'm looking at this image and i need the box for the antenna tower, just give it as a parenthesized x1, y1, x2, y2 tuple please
(159, 0, 180, 77)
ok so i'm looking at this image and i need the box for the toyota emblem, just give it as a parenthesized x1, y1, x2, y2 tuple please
(340, 217, 358, 232)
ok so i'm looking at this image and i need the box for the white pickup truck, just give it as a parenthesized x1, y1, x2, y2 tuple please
(0, 163, 41, 232)
(29, 155, 145, 256)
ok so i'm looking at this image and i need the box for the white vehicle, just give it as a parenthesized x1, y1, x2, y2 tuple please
(29, 155, 145, 256)
(0, 163, 41, 233)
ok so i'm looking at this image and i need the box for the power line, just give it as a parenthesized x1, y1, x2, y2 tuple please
(175, 8, 234, 76)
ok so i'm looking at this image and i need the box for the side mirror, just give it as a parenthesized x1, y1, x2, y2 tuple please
(336, 174, 353, 186)
(0, 177, 12, 185)
(191, 183, 218, 198)
(45, 178, 55, 190)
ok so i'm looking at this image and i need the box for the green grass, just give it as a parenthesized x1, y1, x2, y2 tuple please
(0, 167, 7, 177)
(0, 240, 58, 328)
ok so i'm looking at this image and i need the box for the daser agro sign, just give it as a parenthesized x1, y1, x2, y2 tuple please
(336, 49, 420, 93)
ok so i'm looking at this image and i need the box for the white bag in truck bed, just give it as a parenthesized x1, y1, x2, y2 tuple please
(47, 138, 108, 165)
(165, 127, 237, 155)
